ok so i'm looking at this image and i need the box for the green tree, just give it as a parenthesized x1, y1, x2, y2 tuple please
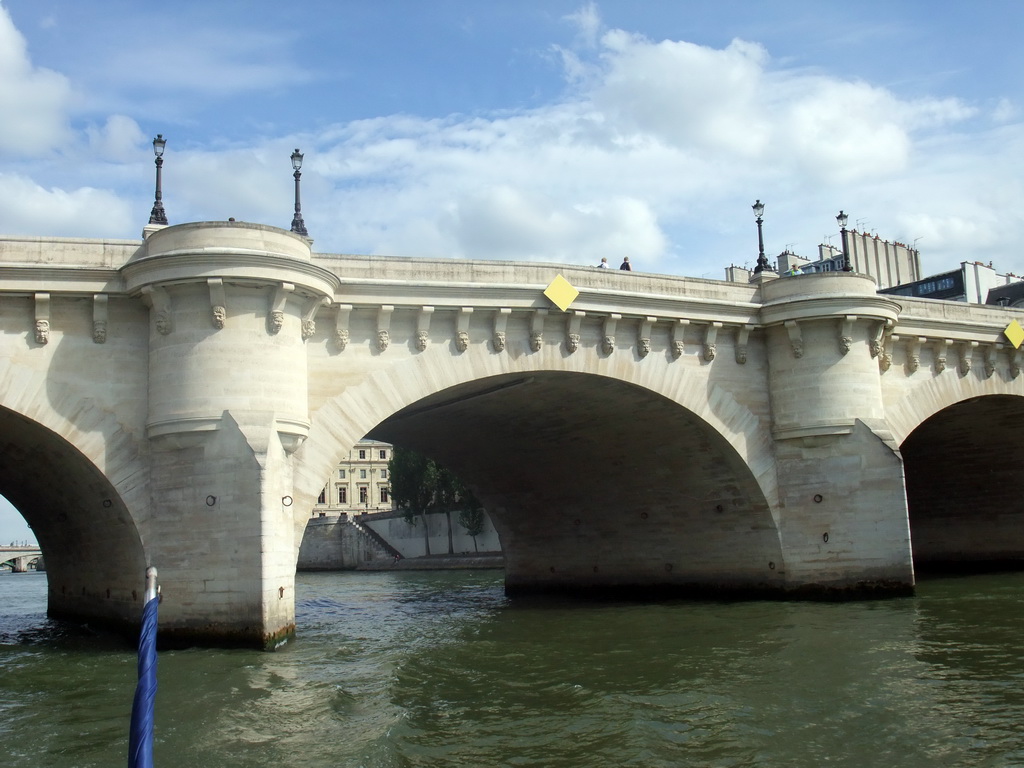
(387, 447, 439, 555)
(458, 506, 486, 553)
(387, 447, 482, 555)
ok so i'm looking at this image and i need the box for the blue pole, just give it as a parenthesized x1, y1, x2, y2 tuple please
(128, 566, 159, 768)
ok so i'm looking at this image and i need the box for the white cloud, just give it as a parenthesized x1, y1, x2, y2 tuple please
(585, 30, 975, 188)
(592, 33, 769, 157)
(564, 1, 602, 50)
(436, 186, 665, 264)
(86, 115, 147, 162)
(0, 6, 72, 156)
(993, 98, 1017, 123)
(98, 28, 312, 96)
(0, 173, 133, 237)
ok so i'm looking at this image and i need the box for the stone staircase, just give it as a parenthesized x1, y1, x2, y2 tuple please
(350, 515, 403, 560)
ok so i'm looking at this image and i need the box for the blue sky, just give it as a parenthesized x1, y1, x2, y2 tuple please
(2, 0, 1024, 541)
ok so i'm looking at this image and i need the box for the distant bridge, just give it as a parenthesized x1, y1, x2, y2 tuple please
(0, 220, 1021, 648)
(0, 546, 44, 572)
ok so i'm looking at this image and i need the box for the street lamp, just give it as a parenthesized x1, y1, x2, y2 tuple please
(752, 199, 772, 273)
(836, 210, 851, 272)
(148, 134, 168, 225)
(290, 148, 308, 236)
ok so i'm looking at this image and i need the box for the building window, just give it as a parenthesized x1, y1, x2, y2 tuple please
(317, 487, 326, 504)
(338, 469, 346, 479)
(379, 488, 389, 504)
(380, 469, 387, 479)
(359, 487, 368, 504)
(379, 449, 387, 459)
(358, 449, 366, 459)
(337, 487, 347, 504)
(360, 469, 367, 479)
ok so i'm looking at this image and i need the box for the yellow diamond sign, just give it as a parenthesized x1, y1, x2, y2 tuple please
(1005, 320, 1024, 349)
(544, 274, 579, 312)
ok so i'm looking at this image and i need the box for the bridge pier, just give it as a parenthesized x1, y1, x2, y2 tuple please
(144, 415, 301, 648)
(122, 222, 338, 648)
(762, 275, 914, 593)
(772, 422, 914, 594)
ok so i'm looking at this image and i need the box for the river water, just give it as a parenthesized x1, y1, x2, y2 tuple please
(2, 568, 1024, 767)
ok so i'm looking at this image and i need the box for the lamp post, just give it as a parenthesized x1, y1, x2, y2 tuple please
(290, 148, 308, 236)
(752, 199, 772, 273)
(836, 210, 851, 272)
(148, 134, 168, 225)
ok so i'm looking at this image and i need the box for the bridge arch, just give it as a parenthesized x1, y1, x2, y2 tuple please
(0, 405, 147, 629)
(298, 342, 784, 594)
(900, 393, 1024, 570)
(883, 368, 1024, 446)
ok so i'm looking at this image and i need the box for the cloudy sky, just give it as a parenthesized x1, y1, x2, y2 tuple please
(1, 0, 1023, 541)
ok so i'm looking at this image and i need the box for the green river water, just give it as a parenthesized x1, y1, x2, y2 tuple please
(1, 568, 1023, 767)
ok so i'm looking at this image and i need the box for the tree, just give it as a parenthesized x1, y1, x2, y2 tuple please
(387, 447, 482, 555)
(388, 447, 438, 555)
(458, 506, 486, 553)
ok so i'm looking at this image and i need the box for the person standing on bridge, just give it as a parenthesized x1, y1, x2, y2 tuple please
(597, 257, 609, 268)
(620, 256, 632, 271)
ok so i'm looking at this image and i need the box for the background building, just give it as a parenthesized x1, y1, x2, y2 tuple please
(880, 261, 1023, 304)
(796, 232, 921, 289)
(314, 439, 394, 516)
(727, 232, 921, 290)
(726, 227, 1024, 304)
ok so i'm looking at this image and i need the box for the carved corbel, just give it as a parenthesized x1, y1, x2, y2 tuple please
(671, 319, 689, 359)
(416, 306, 434, 351)
(735, 324, 752, 364)
(529, 309, 547, 352)
(638, 317, 656, 358)
(334, 304, 352, 351)
(959, 341, 977, 375)
(376, 305, 394, 351)
(703, 322, 721, 361)
(905, 337, 924, 373)
(493, 308, 511, 353)
(566, 311, 583, 353)
(838, 315, 856, 355)
(33, 292, 50, 345)
(143, 285, 173, 336)
(602, 314, 620, 355)
(870, 320, 889, 358)
(92, 294, 108, 344)
(984, 344, 998, 378)
(933, 339, 950, 373)
(455, 307, 473, 352)
(302, 296, 331, 341)
(268, 283, 294, 335)
(208, 278, 227, 330)
(784, 320, 803, 358)
(1011, 348, 1023, 379)
(881, 334, 895, 372)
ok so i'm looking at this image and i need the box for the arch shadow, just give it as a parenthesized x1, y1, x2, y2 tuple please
(902, 394, 1024, 573)
(0, 406, 147, 631)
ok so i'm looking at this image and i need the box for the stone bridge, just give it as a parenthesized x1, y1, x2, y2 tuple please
(0, 546, 44, 572)
(0, 221, 1021, 648)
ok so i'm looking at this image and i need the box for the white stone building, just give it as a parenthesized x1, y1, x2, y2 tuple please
(313, 439, 394, 516)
